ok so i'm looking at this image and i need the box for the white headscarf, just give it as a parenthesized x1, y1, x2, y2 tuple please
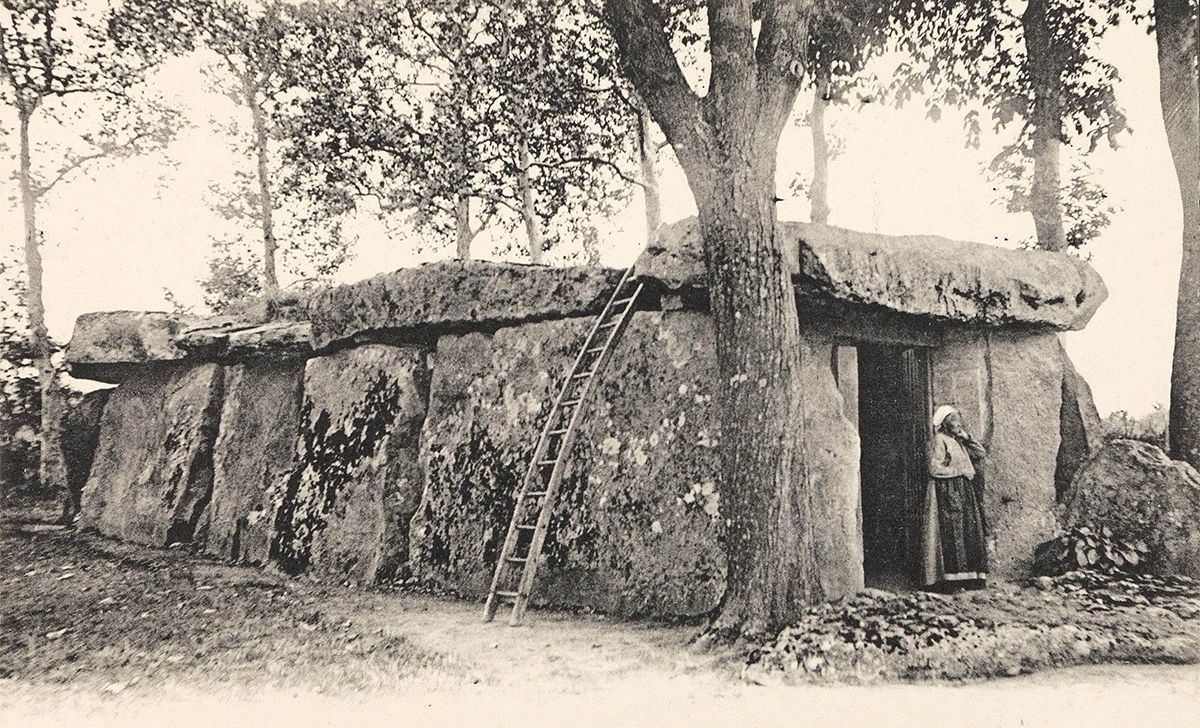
(932, 404, 957, 430)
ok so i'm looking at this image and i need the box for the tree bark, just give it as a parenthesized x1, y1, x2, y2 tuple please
(247, 74, 280, 292)
(608, 0, 828, 638)
(637, 102, 662, 243)
(454, 193, 474, 259)
(518, 136, 544, 264)
(1157, 0, 1200, 467)
(809, 73, 831, 224)
(18, 107, 67, 508)
(1022, 0, 1068, 251)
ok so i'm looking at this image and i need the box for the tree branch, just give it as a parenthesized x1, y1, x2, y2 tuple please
(754, 0, 812, 148)
(525, 156, 645, 189)
(603, 0, 709, 177)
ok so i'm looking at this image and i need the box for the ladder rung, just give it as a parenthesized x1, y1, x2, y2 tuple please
(485, 268, 638, 627)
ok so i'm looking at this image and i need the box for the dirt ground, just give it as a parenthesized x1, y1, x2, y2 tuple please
(2, 504, 1199, 727)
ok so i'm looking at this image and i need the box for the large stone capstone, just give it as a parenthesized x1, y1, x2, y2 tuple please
(305, 260, 626, 351)
(1064, 439, 1200, 578)
(271, 344, 429, 584)
(636, 218, 1107, 330)
(79, 363, 224, 545)
(68, 312, 187, 383)
(67, 313, 313, 381)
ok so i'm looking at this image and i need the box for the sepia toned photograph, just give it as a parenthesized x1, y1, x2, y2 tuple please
(1, 1, 1197, 725)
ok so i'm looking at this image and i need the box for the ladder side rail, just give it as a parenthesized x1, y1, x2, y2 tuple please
(513, 266, 636, 479)
(509, 282, 645, 624)
(485, 267, 637, 621)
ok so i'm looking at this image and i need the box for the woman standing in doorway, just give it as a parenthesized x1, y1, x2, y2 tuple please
(923, 405, 988, 591)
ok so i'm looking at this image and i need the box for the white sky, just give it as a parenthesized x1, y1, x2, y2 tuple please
(0, 18, 1181, 419)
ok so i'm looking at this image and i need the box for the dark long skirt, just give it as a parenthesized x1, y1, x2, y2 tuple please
(922, 475, 988, 587)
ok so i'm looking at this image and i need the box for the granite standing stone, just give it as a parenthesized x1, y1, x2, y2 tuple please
(79, 363, 224, 545)
(201, 359, 304, 564)
(272, 345, 429, 584)
(410, 312, 727, 615)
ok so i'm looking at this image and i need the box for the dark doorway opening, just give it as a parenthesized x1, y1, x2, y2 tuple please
(853, 344, 932, 591)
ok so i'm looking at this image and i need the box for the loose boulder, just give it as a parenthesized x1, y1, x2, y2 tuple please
(1064, 439, 1200, 578)
(271, 344, 429, 584)
(79, 363, 224, 545)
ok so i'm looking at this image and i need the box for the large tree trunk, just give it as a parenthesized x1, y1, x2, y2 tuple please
(608, 0, 827, 639)
(809, 73, 831, 225)
(1022, 0, 1068, 251)
(1157, 0, 1200, 467)
(518, 137, 544, 264)
(247, 78, 280, 292)
(18, 108, 67, 508)
(637, 103, 662, 243)
(692, 152, 818, 639)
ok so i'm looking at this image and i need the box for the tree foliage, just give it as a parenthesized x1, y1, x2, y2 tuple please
(891, 0, 1130, 250)
(112, 0, 353, 300)
(281, 0, 639, 261)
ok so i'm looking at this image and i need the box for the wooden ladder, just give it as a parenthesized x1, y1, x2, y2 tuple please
(483, 266, 644, 625)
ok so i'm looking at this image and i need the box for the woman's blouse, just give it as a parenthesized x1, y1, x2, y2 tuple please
(929, 432, 985, 479)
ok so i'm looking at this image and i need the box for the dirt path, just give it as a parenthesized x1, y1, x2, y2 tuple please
(2, 662, 1197, 728)
(3, 509, 1199, 726)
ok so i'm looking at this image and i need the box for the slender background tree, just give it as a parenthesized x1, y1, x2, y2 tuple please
(893, 0, 1129, 251)
(1151, 0, 1199, 467)
(1, 0, 176, 517)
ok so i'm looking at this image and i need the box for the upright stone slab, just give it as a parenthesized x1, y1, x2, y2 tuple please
(1055, 338, 1104, 502)
(201, 360, 304, 564)
(985, 330, 1063, 577)
(930, 331, 990, 442)
(272, 345, 429, 584)
(62, 388, 112, 514)
(410, 311, 728, 616)
(802, 336, 865, 599)
(79, 363, 224, 545)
